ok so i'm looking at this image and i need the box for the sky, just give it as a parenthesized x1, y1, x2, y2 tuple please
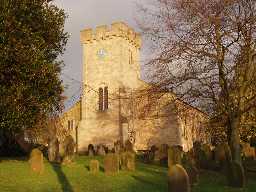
(52, 0, 147, 105)
(53, 0, 141, 82)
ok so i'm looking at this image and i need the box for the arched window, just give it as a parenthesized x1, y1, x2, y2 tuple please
(99, 88, 103, 111)
(68, 120, 74, 131)
(99, 87, 109, 111)
(104, 86, 108, 110)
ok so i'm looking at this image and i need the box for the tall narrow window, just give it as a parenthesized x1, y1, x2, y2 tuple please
(104, 86, 108, 110)
(99, 88, 103, 111)
(129, 50, 133, 65)
(71, 120, 74, 130)
(68, 120, 70, 130)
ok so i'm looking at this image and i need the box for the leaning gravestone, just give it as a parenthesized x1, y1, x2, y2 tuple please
(29, 148, 44, 174)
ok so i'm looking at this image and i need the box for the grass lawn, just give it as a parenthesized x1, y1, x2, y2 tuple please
(0, 156, 255, 192)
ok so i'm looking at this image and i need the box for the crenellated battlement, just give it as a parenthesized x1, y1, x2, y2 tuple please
(80, 22, 142, 49)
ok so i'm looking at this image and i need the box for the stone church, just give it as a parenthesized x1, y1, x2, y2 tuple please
(61, 22, 209, 153)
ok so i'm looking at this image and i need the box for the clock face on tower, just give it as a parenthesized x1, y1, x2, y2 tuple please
(97, 48, 107, 59)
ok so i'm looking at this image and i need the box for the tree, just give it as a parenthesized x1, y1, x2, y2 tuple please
(0, 0, 68, 155)
(138, 0, 256, 164)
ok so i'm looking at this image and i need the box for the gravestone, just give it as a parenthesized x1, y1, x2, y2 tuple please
(159, 144, 169, 165)
(168, 164, 190, 192)
(88, 144, 94, 156)
(168, 146, 183, 167)
(90, 160, 100, 174)
(120, 152, 135, 171)
(114, 140, 122, 154)
(104, 153, 119, 175)
(62, 135, 75, 164)
(242, 142, 255, 160)
(124, 140, 134, 152)
(97, 144, 106, 156)
(29, 148, 44, 174)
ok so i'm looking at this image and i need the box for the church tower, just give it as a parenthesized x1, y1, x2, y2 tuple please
(78, 22, 142, 151)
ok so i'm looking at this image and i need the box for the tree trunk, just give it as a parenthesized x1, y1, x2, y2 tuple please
(229, 115, 242, 164)
(48, 138, 59, 162)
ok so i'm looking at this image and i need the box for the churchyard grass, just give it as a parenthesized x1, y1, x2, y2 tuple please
(0, 156, 255, 192)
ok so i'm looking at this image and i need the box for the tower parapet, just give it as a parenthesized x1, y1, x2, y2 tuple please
(80, 22, 142, 49)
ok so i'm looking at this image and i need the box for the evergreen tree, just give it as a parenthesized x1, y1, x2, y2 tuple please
(0, 0, 68, 155)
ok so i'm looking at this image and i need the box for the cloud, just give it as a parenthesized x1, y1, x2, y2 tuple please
(53, 0, 147, 100)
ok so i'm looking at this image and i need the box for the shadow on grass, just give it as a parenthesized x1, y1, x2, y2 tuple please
(131, 175, 167, 191)
(132, 175, 158, 185)
(0, 156, 28, 162)
(137, 163, 167, 176)
(51, 163, 74, 192)
(85, 165, 104, 172)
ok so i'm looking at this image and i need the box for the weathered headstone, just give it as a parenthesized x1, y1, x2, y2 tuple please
(154, 149, 161, 161)
(201, 144, 212, 161)
(88, 144, 94, 156)
(185, 164, 199, 186)
(97, 144, 106, 156)
(242, 142, 255, 160)
(120, 152, 135, 171)
(62, 135, 75, 164)
(124, 140, 134, 152)
(214, 143, 232, 169)
(90, 160, 100, 174)
(104, 153, 119, 175)
(199, 144, 213, 169)
(168, 146, 182, 167)
(150, 145, 157, 157)
(192, 141, 201, 168)
(214, 145, 226, 163)
(182, 151, 199, 185)
(143, 150, 154, 163)
(104, 146, 109, 154)
(29, 148, 44, 174)
(114, 140, 122, 154)
(250, 137, 256, 147)
(168, 164, 190, 192)
(159, 144, 169, 165)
